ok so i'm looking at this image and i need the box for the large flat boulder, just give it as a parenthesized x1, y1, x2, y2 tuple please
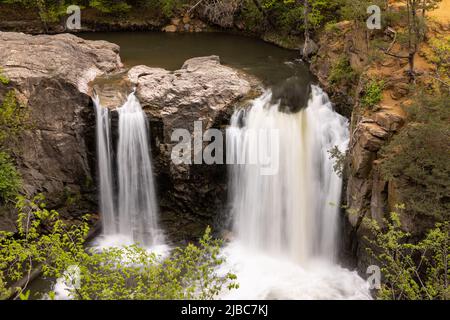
(124, 56, 258, 240)
(0, 32, 122, 93)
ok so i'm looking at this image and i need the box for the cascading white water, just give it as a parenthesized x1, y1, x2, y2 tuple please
(116, 92, 163, 246)
(93, 95, 116, 236)
(307, 88, 350, 259)
(222, 85, 370, 299)
(94, 92, 163, 248)
(227, 85, 348, 263)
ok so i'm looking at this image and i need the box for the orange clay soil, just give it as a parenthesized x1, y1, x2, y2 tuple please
(429, 0, 450, 24)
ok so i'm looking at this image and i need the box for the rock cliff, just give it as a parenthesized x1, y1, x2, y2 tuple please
(0, 32, 123, 230)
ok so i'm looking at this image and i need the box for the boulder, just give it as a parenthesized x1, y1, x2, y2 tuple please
(0, 32, 122, 94)
(163, 25, 177, 32)
(125, 56, 258, 239)
(0, 32, 122, 225)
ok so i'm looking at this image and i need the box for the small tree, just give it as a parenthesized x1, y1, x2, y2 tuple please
(366, 208, 449, 300)
(0, 195, 238, 300)
(383, 0, 441, 80)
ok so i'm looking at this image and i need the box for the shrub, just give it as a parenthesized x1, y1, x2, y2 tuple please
(0, 69, 9, 86)
(361, 80, 384, 108)
(380, 91, 450, 220)
(0, 152, 21, 204)
(0, 195, 237, 300)
(328, 55, 356, 85)
(238, 0, 265, 32)
(0, 90, 30, 148)
(366, 208, 449, 300)
(324, 21, 340, 34)
(328, 145, 346, 178)
(89, 0, 132, 14)
(428, 36, 450, 91)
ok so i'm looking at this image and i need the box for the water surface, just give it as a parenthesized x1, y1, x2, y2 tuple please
(81, 32, 312, 105)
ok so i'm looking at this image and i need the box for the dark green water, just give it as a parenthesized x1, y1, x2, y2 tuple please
(80, 32, 312, 95)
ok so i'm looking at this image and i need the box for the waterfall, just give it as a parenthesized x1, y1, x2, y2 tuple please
(117, 92, 162, 246)
(93, 95, 116, 236)
(94, 92, 163, 247)
(227, 85, 348, 263)
(222, 85, 370, 299)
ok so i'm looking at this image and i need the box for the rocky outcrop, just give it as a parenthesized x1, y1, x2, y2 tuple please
(310, 22, 369, 118)
(125, 56, 258, 240)
(0, 32, 123, 230)
(344, 107, 405, 271)
(162, 15, 209, 33)
(310, 24, 411, 273)
(0, 32, 122, 93)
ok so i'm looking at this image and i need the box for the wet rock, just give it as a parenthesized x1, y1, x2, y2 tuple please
(163, 25, 177, 32)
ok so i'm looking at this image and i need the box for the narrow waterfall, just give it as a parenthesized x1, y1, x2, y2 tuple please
(93, 95, 116, 236)
(117, 92, 162, 246)
(227, 85, 349, 263)
(94, 92, 162, 247)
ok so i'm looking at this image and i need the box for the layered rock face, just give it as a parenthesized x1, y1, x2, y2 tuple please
(310, 24, 409, 273)
(0, 32, 123, 229)
(125, 56, 256, 240)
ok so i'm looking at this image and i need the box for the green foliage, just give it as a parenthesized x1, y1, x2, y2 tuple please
(0, 195, 237, 300)
(239, 0, 265, 32)
(2, 0, 72, 23)
(237, 0, 339, 35)
(428, 36, 450, 91)
(70, 226, 237, 300)
(89, 0, 131, 14)
(0, 152, 21, 203)
(0, 87, 25, 203)
(380, 91, 450, 220)
(366, 208, 449, 300)
(159, 0, 185, 18)
(0, 90, 29, 147)
(328, 55, 356, 85)
(361, 80, 384, 109)
(338, 0, 385, 25)
(328, 145, 346, 178)
(0, 271, 11, 300)
(324, 21, 340, 34)
(0, 69, 9, 86)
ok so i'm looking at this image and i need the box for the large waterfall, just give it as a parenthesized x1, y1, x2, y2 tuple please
(94, 92, 163, 247)
(222, 86, 370, 299)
